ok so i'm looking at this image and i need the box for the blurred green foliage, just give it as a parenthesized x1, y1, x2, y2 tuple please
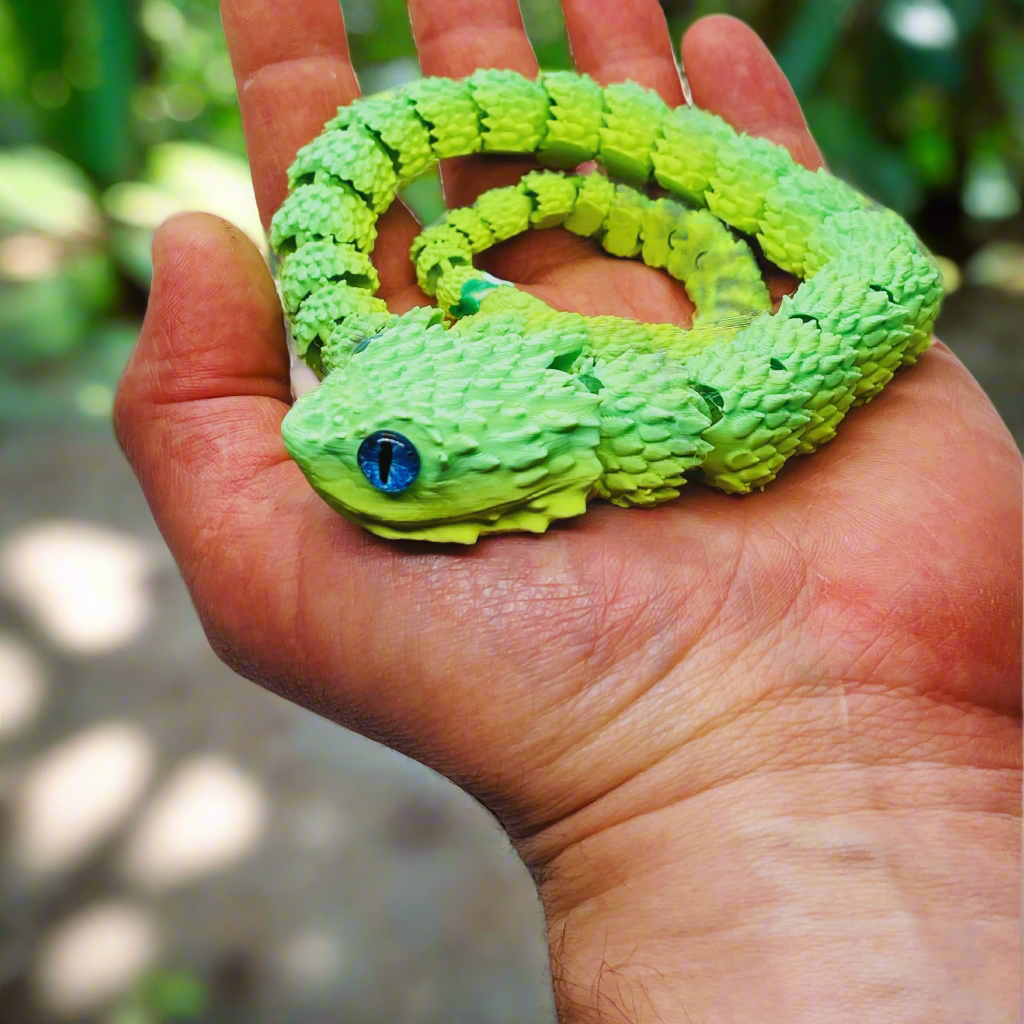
(0, 0, 1021, 426)
(105, 967, 208, 1024)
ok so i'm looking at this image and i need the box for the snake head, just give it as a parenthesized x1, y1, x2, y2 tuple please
(281, 311, 603, 543)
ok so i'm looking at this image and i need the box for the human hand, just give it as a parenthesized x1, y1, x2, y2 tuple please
(115, 2, 1022, 1020)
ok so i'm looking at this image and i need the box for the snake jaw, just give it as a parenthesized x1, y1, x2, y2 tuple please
(331, 483, 596, 545)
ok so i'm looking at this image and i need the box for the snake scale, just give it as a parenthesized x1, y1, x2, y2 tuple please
(270, 70, 944, 544)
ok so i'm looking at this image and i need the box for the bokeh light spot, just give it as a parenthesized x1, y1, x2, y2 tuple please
(120, 755, 268, 889)
(884, 0, 958, 49)
(0, 521, 154, 654)
(12, 721, 155, 875)
(34, 900, 159, 1017)
(275, 930, 346, 989)
(0, 633, 47, 740)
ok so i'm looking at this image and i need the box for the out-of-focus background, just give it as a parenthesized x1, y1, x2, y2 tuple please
(0, 1, 1021, 1022)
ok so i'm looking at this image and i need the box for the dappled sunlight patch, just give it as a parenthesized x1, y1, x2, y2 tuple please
(119, 755, 268, 889)
(12, 721, 155, 875)
(0, 521, 156, 654)
(33, 899, 159, 1017)
(0, 633, 47, 740)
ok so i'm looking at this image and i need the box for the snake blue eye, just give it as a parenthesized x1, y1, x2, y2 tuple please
(357, 430, 420, 493)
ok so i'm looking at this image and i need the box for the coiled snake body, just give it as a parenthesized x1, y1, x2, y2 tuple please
(271, 70, 944, 544)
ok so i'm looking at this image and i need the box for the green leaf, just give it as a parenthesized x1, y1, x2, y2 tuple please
(103, 141, 263, 247)
(776, 0, 859, 98)
(0, 276, 88, 363)
(521, 0, 571, 70)
(962, 152, 1021, 220)
(0, 320, 139, 426)
(905, 124, 957, 184)
(0, 146, 102, 237)
(805, 97, 924, 214)
(108, 224, 156, 287)
(66, 0, 138, 183)
(0, 247, 117, 366)
(991, 34, 1024, 131)
(139, 969, 207, 1021)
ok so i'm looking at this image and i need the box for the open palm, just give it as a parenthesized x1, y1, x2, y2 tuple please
(116, 1, 1021, 1020)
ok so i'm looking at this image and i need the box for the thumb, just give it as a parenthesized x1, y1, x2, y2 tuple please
(119, 212, 290, 413)
(114, 212, 295, 587)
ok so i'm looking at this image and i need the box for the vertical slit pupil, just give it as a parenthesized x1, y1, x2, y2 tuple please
(378, 440, 394, 484)
(358, 430, 419, 493)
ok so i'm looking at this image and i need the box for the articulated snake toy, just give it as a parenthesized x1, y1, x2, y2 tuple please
(270, 70, 944, 543)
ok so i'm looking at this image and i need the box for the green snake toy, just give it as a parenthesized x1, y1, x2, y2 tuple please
(271, 70, 944, 544)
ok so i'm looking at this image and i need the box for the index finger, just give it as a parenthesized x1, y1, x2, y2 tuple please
(221, 0, 421, 297)
(221, 0, 360, 226)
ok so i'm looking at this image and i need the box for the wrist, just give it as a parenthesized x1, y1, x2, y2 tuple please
(514, 686, 1020, 1023)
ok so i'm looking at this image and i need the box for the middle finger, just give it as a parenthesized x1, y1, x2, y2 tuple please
(562, 0, 685, 104)
(407, 0, 538, 208)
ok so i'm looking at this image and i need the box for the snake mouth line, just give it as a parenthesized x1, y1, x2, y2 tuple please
(330, 482, 590, 542)
(344, 493, 553, 530)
